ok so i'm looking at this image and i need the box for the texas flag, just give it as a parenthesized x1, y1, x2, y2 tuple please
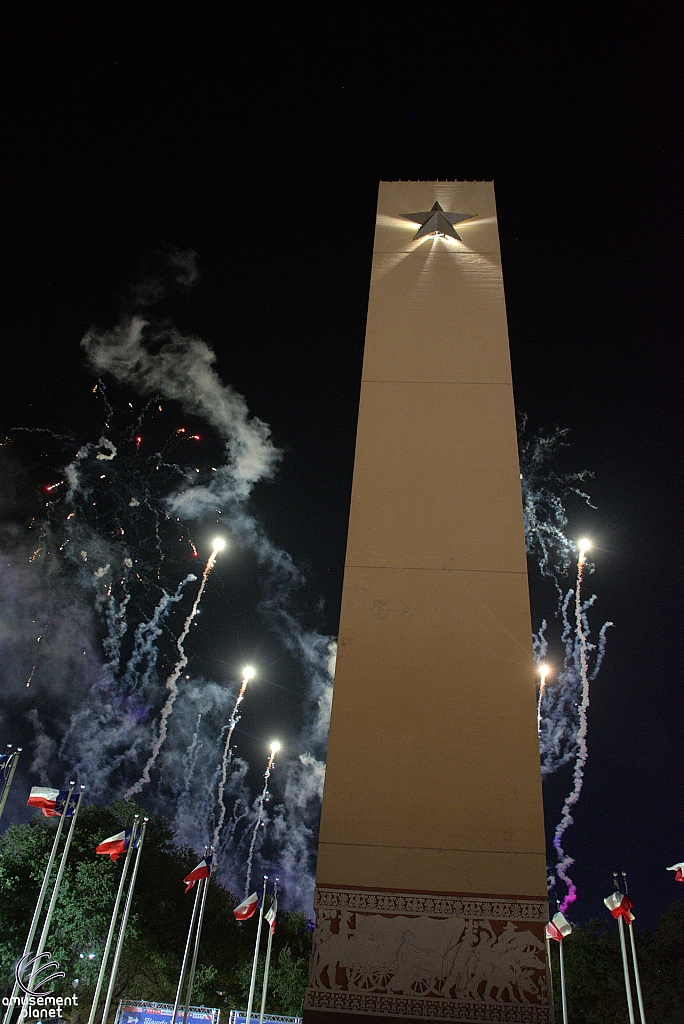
(27, 787, 73, 818)
(233, 891, 260, 921)
(604, 891, 635, 923)
(265, 896, 278, 935)
(96, 829, 134, 862)
(183, 855, 213, 894)
(667, 862, 684, 882)
(545, 911, 572, 942)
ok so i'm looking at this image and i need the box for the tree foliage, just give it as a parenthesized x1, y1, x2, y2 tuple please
(549, 908, 684, 1023)
(5, 804, 684, 1023)
(0, 802, 312, 1021)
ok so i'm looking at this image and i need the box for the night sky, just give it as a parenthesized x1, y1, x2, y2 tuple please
(1, 8, 682, 926)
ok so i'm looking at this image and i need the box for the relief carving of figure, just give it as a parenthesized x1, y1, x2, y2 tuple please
(310, 909, 546, 1006)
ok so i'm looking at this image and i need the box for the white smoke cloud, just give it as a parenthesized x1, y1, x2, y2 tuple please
(25, 709, 58, 786)
(81, 316, 280, 499)
(1, 254, 337, 913)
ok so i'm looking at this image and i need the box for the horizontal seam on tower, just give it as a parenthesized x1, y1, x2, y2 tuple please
(373, 251, 501, 256)
(345, 564, 527, 575)
(320, 842, 543, 856)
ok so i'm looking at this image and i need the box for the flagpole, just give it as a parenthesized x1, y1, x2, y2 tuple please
(622, 872, 647, 1024)
(2, 780, 75, 1024)
(87, 817, 140, 1024)
(99, 817, 149, 1024)
(244, 875, 268, 1024)
(181, 847, 214, 1024)
(613, 875, 636, 1024)
(258, 877, 278, 1024)
(557, 935, 569, 1024)
(28, 785, 86, 990)
(545, 933, 553, 1010)
(0, 747, 21, 822)
(171, 850, 207, 1024)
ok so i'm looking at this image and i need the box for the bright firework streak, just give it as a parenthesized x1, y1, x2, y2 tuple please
(244, 741, 280, 898)
(212, 665, 255, 847)
(554, 540, 591, 912)
(125, 538, 227, 797)
(537, 663, 550, 734)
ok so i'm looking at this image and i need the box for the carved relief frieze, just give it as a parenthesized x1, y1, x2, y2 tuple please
(305, 888, 551, 1022)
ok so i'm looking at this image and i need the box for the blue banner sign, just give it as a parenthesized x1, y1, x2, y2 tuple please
(116, 1002, 220, 1024)
(228, 1014, 301, 1024)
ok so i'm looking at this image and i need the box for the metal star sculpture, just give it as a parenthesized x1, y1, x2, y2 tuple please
(401, 201, 476, 241)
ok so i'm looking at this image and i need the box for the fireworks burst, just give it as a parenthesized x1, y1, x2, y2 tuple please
(553, 541, 591, 911)
(213, 665, 254, 848)
(521, 422, 613, 910)
(537, 663, 549, 734)
(125, 538, 227, 798)
(0, 252, 339, 915)
(244, 741, 279, 898)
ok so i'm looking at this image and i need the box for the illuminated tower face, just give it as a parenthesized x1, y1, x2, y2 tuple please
(304, 183, 550, 1023)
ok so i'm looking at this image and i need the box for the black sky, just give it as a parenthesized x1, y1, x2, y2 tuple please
(1, 7, 683, 926)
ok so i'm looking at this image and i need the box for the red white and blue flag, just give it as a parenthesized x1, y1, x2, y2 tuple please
(604, 891, 634, 923)
(545, 911, 572, 942)
(233, 891, 261, 921)
(667, 862, 684, 882)
(27, 787, 75, 818)
(96, 829, 135, 862)
(265, 897, 277, 935)
(0, 753, 12, 780)
(183, 855, 213, 894)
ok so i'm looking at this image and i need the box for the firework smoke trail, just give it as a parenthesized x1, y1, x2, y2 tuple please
(179, 713, 204, 801)
(553, 540, 591, 912)
(213, 666, 254, 848)
(125, 538, 225, 797)
(518, 417, 595, 589)
(123, 575, 196, 693)
(537, 663, 550, 734)
(244, 742, 279, 898)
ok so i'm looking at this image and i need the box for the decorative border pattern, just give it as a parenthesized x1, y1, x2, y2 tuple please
(306, 989, 550, 1022)
(314, 887, 548, 922)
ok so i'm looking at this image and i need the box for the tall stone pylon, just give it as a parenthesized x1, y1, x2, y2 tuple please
(304, 182, 550, 1024)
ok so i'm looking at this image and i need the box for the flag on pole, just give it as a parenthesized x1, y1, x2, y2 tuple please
(545, 911, 572, 942)
(27, 787, 75, 817)
(604, 891, 635, 923)
(95, 829, 135, 862)
(265, 897, 277, 935)
(233, 891, 261, 921)
(183, 854, 213, 893)
(667, 862, 684, 882)
(0, 754, 11, 780)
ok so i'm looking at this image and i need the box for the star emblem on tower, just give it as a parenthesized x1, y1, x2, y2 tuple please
(401, 201, 476, 241)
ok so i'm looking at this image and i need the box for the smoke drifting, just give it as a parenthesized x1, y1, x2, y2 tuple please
(81, 317, 280, 503)
(0, 253, 333, 913)
(0, 255, 610, 918)
(519, 419, 613, 909)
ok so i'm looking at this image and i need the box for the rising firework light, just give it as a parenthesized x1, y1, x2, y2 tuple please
(523, 422, 614, 910)
(244, 741, 280, 898)
(0, 254, 334, 912)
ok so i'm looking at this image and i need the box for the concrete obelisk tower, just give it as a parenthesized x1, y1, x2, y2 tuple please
(304, 182, 550, 1023)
